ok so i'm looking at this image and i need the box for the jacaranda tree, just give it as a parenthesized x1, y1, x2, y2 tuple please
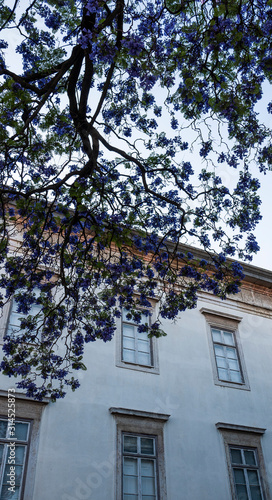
(0, 0, 271, 400)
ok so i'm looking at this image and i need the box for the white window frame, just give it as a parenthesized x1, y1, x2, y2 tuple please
(211, 327, 244, 384)
(122, 309, 153, 366)
(6, 288, 42, 340)
(230, 445, 264, 500)
(110, 407, 169, 500)
(216, 423, 271, 500)
(200, 308, 250, 390)
(122, 433, 158, 499)
(0, 391, 48, 500)
(0, 417, 31, 499)
(0, 289, 43, 344)
(116, 305, 159, 374)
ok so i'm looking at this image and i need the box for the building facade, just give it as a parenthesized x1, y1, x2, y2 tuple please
(0, 261, 272, 499)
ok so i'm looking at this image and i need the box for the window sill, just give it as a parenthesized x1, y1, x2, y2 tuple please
(116, 360, 160, 375)
(214, 379, 250, 391)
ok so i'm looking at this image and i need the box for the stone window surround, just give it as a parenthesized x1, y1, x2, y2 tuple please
(200, 308, 250, 391)
(216, 422, 271, 500)
(0, 391, 48, 500)
(110, 407, 170, 500)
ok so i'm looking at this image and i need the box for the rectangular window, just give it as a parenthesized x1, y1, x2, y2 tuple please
(201, 308, 250, 390)
(122, 309, 152, 367)
(211, 328, 243, 384)
(110, 407, 168, 500)
(122, 433, 158, 500)
(230, 446, 264, 500)
(6, 289, 42, 339)
(0, 418, 30, 500)
(216, 423, 270, 500)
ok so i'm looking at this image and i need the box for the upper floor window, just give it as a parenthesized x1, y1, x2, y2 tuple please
(211, 328, 243, 384)
(122, 309, 152, 367)
(6, 289, 42, 339)
(200, 308, 250, 390)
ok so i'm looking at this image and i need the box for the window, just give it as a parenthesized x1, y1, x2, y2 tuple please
(123, 434, 158, 500)
(216, 423, 271, 500)
(122, 309, 152, 367)
(211, 328, 243, 384)
(6, 289, 42, 339)
(0, 418, 30, 499)
(230, 446, 264, 500)
(200, 308, 250, 390)
(116, 307, 159, 374)
(0, 392, 47, 500)
(110, 407, 169, 500)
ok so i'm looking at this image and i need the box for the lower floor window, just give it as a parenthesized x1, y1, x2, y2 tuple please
(110, 407, 169, 500)
(216, 423, 270, 500)
(123, 434, 157, 500)
(230, 446, 264, 500)
(0, 418, 30, 500)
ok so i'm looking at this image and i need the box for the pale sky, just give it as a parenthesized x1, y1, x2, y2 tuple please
(249, 172, 272, 271)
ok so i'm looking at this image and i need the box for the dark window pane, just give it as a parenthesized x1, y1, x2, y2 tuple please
(124, 436, 137, 454)
(247, 470, 259, 486)
(250, 485, 263, 500)
(244, 450, 257, 466)
(141, 438, 154, 455)
(0, 485, 20, 500)
(236, 483, 249, 500)
(0, 420, 8, 439)
(14, 422, 29, 441)
(234, 468, 246, 484)
(231, 448, 243, 464)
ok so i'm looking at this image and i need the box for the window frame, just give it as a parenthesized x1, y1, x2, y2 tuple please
(121, 309, 153, 367)
(229, 445, 264, 500)
(211, 327, 244, 385)
(200, 308, 250, 390)
(122, 432, 159, 499)
(110, 407, 169, 500)
(0, 290, 43, 344)
(0, 391, 48, 500)
(7, 289, 42, 339)
(116, 305, 159, 374)
(216, 423, 271, 500)
(0, 416, 32, 500)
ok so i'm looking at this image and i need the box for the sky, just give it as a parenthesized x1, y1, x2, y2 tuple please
(249, 173, 272, 271)
(235, 82, 272, 272)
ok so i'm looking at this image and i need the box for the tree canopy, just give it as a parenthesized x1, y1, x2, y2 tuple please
(0, 0, 271, 400)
